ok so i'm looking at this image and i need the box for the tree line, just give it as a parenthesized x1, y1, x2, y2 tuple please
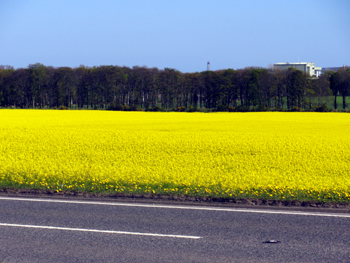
(0, 63, 349, 111)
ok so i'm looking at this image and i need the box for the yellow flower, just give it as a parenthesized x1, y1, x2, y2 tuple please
(0, 110, 349, 202)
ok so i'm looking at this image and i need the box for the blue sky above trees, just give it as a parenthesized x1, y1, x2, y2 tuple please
(1, 0, 349, 72)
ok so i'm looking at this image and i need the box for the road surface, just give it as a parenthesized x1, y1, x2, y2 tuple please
(0, 197, 349, 262)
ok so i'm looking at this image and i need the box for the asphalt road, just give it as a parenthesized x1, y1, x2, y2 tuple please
(0, 197, 349, 263)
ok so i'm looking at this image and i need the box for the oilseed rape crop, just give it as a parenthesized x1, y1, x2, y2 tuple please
(1, 110, 350, 202)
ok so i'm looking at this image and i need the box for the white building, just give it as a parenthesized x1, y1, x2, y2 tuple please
(274, 62, 321, 77)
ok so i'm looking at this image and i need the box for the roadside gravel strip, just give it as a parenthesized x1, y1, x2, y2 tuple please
(1, 187, 350, 212)
(1, 196, 350, 216)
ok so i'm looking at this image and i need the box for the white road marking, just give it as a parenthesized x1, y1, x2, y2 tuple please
(0, 223, 201, 239)
(0, 196, 350, 218)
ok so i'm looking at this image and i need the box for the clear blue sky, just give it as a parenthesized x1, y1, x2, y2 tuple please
(1, 0, 349, 72)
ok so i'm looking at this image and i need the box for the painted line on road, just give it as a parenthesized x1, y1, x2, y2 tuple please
(1, 196, 350, 218)
(0, 223, 201, 239)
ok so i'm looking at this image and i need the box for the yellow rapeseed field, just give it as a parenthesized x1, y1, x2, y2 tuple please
(1, 110, 350, 202)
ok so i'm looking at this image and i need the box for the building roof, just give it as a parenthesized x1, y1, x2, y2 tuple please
(274, 62, 314, 65)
